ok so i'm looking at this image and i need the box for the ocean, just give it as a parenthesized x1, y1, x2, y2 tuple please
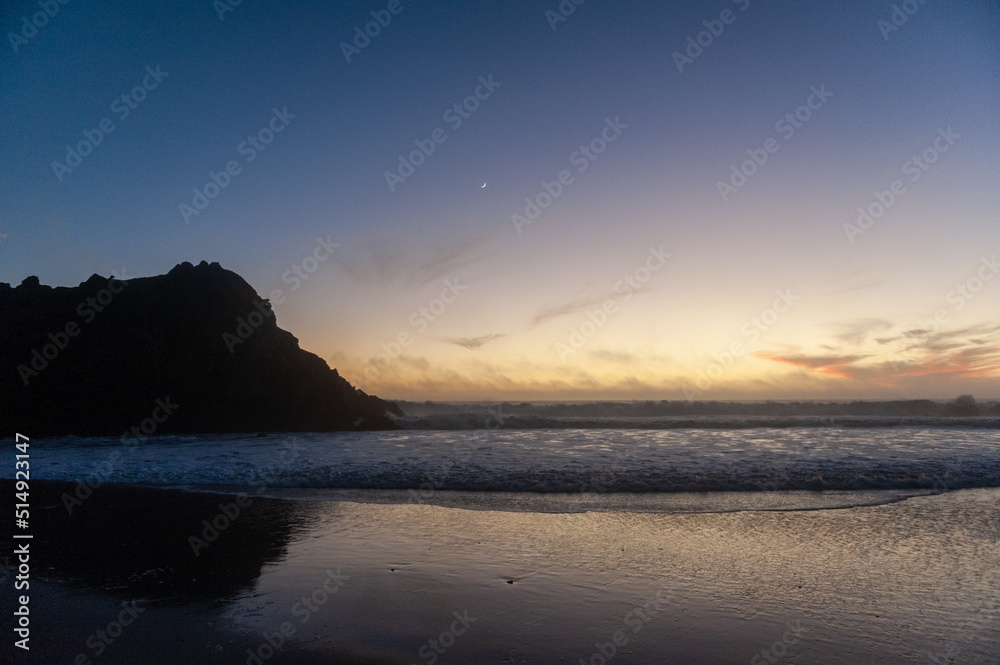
(14, 418, 1000, 508)
(5, 419, 1000, 664)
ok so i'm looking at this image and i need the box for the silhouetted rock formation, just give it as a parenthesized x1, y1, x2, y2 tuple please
(942, 395, 981, 417)
(1, 261, 402, 435)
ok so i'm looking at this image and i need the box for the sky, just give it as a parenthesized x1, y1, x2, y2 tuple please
(2, 0, 999, 401)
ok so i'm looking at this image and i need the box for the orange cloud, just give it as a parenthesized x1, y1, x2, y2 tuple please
(752, 352, 869, 379)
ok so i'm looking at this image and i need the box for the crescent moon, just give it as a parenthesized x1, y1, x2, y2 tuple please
(480, 182, 487, 188)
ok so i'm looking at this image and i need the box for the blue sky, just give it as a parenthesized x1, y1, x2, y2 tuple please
(3, 0, 999, 400)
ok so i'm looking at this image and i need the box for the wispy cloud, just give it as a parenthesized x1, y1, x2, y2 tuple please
(589, 349, 638, 364)
(438, 287, 634, 352)
(889, 328, 1000, 378)
(441, 334, 505, 350)
(335, 233, 492, 288)
(757, 322, 1000, 384)
(531, 291, 619, 328)
(821, 270, 884, 296)
(753, 352, 870, 379)
(407, 238, 489, 286)
(830, 318, 893, 346)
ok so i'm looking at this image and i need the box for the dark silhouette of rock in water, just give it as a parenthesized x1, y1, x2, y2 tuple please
(0, 261, 402, 435)
(943, 394, 981, 417)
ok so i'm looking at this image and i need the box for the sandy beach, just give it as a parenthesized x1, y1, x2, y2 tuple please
(1, 480, 997, 664)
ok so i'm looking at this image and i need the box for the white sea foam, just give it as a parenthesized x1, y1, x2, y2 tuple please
(6, 426, 1000, 500)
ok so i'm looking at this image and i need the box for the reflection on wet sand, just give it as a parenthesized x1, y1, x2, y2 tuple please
(0, 480, 317, 605)
(1, 481, 998, 665)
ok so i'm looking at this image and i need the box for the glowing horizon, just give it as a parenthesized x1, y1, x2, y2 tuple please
(3, 1, 997, 402)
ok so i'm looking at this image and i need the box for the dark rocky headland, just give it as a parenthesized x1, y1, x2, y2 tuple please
(1, 261, 402, 435)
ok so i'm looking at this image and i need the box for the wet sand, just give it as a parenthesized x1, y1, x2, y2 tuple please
(1, 480, 997, 664)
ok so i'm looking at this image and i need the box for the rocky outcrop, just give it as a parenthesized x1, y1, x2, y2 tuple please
(1, 261, 402, 435)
